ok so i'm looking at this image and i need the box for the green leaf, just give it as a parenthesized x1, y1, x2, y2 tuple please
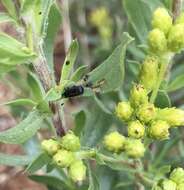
(60, 39, 79, 83)
(0, 12, 15, 23)
(43, 3, 62, 72)
(0, 33, 36, 65)
(44, 88, 61, 102)
(123, 0, 151, 43)
(153, 137, 180, 167)
(0, 64, 15, 76)
(1, 98, 36, 107)
(27, 72, 44, 101)
(167, 74, 184, 92)
(40, 0, 54, 37)
(155, 90, 171, 108)
(162, 0, 173, 10)
(1, 0, 18, 21)
(93, 95, 112, 115)
(0, 111, 45, 144)
(26, 152, 51, 174)
(20, 0, 35, 14)
(86, 33, 133, 93)
(156, 165, 171, 176)
(29, 175, 67, 190)
(88, 162, 100, 190)
(0, 152, 33, 166)
(71, 65, 88, 82)
(74, 110, 86, 137)
(81, 102, 113, 147)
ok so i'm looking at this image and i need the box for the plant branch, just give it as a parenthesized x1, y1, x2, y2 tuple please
(33, 42, 66, 136)
(172, 0, 182, 21)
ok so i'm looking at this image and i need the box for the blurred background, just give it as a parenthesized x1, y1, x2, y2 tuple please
(0, 0, 184, 189)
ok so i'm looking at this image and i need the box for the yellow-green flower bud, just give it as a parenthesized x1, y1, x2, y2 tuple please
(61, 131, 81, 151)
(53, 150, 75, 168)
(140, 56, 159, 91)
(69, 160, 86, 182)
(124, 139, 145, 158)
(103, 131, 126, 153)
(129, 84, 148, 107)
(168, 24, 184, 52)
(128, 120, 145, 139)
(137, 103, 156, 123)
(89, 7, 111, 28)
(152, 7, 172, 35)
(41, 139, 60, 155)
(170, 168, 184, 184)
(156, 108, 184, 127)
(162, 179, 177, 190)
(177, 183, 184, 190)
(148, 29, 167, 54)
(148, 120, 170, 140)
(115, 101, 133, 121)
(176, 12, 184, 24)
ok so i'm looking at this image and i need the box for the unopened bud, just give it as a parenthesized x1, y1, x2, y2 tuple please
(170, 168, 184, 184)
(156, 108, 184, 127)
(148, 29, 167, 54)
(61, 131, 81, 151)
(130, 84, 148, 107)
(53, 150, 75, 168)
(124, 138, 145, 158)
(115, 101, 133, 121)
(140, 56, 159, 91)
(137, 103, 156, 123)
(41, 139, 60, 155)
(148, 120, 170, 140)
(162, 179, 177, 190)
(168, 24, 184, 52)
(103, 131, 126, 153)
(128, 120, 145, 139)
(69, 160, 86, 182)
(152, 7, 172, 35)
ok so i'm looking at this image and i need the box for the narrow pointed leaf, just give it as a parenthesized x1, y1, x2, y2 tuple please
(26, 152, 51, 174)
(0, 33, 36, 65)
(86, 33, 133, 93)
(0, 111, 45, 144)
(0, 152, 33, 166)
(60, 40, 79, 83)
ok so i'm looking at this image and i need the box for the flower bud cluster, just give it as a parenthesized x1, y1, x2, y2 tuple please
(112, 80, 184, 158)
(89, 7, 113, 40)
(153, 167, 184, 190)
(103, 6, 184, 162)
(148, 7, 184, 54)
(41, 131, 86, 182)
(103, 131, 145, 158)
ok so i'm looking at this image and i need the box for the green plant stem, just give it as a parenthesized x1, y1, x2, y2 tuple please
(150, 55, 172, 103)
(135, 173, 154, 187)
(24, 18, 65, 136)
(99, 154, 154, 186)
(76, 150, 96, 159)
(26, 24, 33, 51)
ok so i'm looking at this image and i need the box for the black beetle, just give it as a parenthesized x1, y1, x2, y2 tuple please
(62, 85, 84, 98)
